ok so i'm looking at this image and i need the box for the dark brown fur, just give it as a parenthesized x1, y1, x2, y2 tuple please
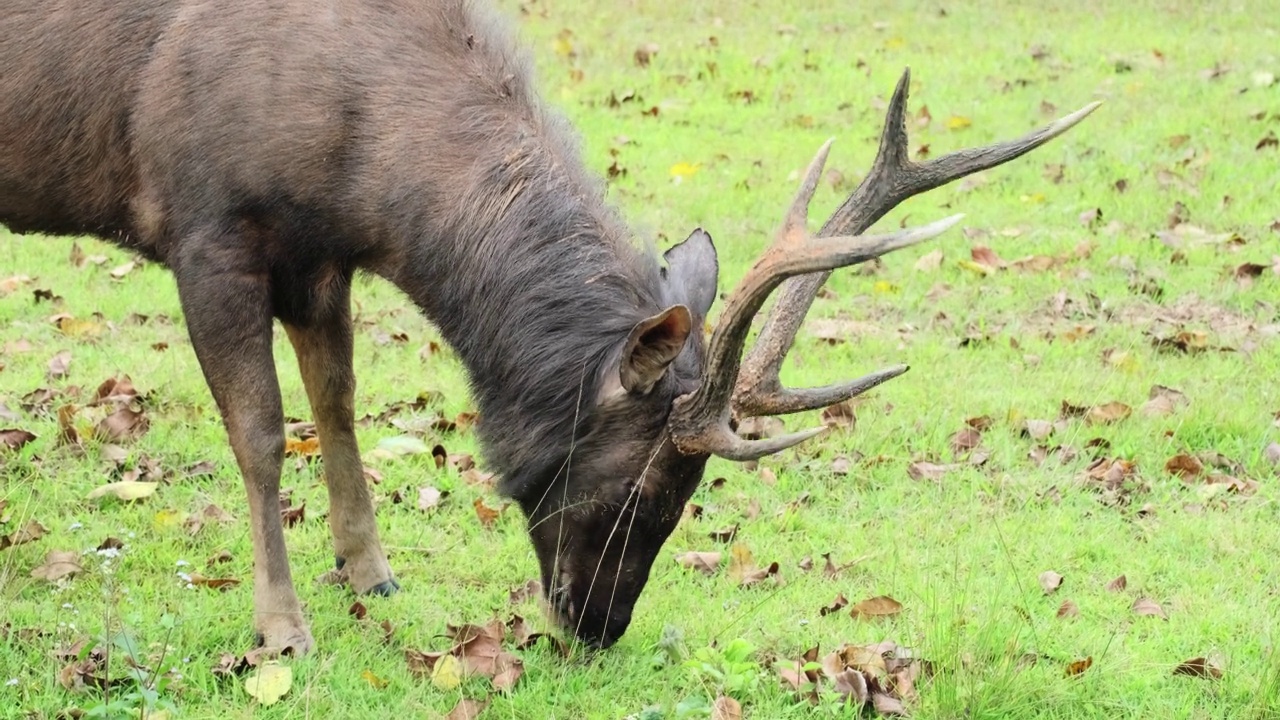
(2, 0, 720, 649)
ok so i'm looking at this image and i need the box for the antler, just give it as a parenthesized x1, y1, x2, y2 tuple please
(669, 68, 1099, 460)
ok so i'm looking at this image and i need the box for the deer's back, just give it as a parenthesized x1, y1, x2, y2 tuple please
(0, 0, 549, 271)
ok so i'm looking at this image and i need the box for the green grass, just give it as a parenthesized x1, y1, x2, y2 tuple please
(3, 0, 1279, 717)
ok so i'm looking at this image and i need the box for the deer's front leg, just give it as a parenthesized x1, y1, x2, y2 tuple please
(283, 285, 397, 596)
(173, 234, 312, 654)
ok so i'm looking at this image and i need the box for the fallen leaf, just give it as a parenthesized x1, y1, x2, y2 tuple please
(0, 520, 49, 551)
(473, 498, 501, 528)
(187, 573, 241, 592)
(1165, 454, 1204, 480)
(1056, 600, 1080, 618)
(1086, 402, 1131, 425)
(728, 544, 778, 587)
(87, 481, 158, 502)
(971, 245, 1005, 269)
(0, 428, 37, 451)
(46, 351, 72, 380)
(1065, 656, 1093, 677)
(431, 653, 464, 690)
(849, 595, 903, 620)
(949, 427, 982, 454)
(1173, 656, 1223, 679)
(675, 551, 721, 575)
(445, 698, 489, 720)
(914, 249, 944, 272)
(491, 652, 524, 692)
(1262, 442, 1280, 467)
(708, 524, 739, 543)
(30, 550, 84, 582)
(1133, 597, 1168, 619)
(361, 669, 388, 689)
(1039, 571, 1064, 594)
(1021, 419, 1054, 441)
(284, 437, 320, 457)
(1106, 575, 1127, 592)
(821, 401, 857, 429)
(946, 115, 972, 130)
(819, 593, 849, 616)
(418, 486, 445, 511)
(243, 662, 292, 705)
(711, 695, 742, 720)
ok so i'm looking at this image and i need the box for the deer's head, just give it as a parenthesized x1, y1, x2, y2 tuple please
(509, 70, 1098, 649)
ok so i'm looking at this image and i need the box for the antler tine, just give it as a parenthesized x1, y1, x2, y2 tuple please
(735, 68, 1100, 418)
(667, 141, 966, 459)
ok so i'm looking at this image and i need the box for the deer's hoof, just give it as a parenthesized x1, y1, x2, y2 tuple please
(254, 617, 315, 656)
(365, 578, 401, 596)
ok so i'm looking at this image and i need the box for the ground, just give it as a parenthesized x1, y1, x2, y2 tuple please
(2, 0, 1279, 718)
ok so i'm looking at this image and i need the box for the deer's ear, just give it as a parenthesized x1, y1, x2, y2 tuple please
(662, 229, 718, 318)
(619, 305, 693, 394)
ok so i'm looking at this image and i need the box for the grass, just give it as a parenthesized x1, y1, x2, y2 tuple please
(2, 0, 1279, 717)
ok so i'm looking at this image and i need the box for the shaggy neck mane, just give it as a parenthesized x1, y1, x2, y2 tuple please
(395, 120, 663, 497)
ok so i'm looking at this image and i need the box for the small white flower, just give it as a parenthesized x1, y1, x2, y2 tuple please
(6, 678, 19, 686)
(68, 522, 83, 531)
(175, 559, 190, 567)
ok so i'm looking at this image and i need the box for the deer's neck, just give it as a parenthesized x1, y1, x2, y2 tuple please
(390, 139, 662, 486)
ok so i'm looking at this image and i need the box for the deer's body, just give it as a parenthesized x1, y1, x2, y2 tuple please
(2, 0, 1093, 653)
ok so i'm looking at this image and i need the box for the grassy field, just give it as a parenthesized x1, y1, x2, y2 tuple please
(3, 0, 1279, 717)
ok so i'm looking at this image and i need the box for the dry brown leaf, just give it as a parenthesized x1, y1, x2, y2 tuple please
(675, 551, 721, 575)
(473, 497, 501, 528)
(1039, 570, 1064, 594)
(1056, 600, 1080, 618)
(907, 461, 958, 481)
(1065, 656, 1093, 676)
(914, 249, 944, 272)
(1263, 442, 1280, 468)
(821, 401, 857, 429)
(444, 698, 489, 720)
(1165, 454, 1204, 480)
(711, 695, 742, 720)
(1173, 656, 1223, 679)
(708, 524, 738, 543)
(1106, 575, 1127, 592)
(1021, 419, 1054, 441)
(31, 550, 83, 582)
(418, 486, 445, 511)
(0, 520, 49, 551)
(1086, 401, 1131, 425)
(0, 428, 37, 451)
(1133, 597, 1168, 619)
(819, 593, 849, 616)
(971, 245, 1006, 269)
(949, 427, 982, 454)
(849, 594, 903, 620)
(188, 573, 241, 591)
(284, 437, 320, 457)
(490, 652, 523, 692)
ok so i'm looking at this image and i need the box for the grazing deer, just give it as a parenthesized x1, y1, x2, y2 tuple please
(0, 0, 1096, 651)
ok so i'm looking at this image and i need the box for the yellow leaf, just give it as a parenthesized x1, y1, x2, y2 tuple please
(152, 508, 188, 530)
(956, 259, 992, 276)
(1105, 350, 1141, 373)
(361, 669, 388, 689)
(58, 318, 103, 338)
(431, 653, 463, 690)
(872, 281, 900, 294)
(1020, 193, 1046, 204)
(946, 115, 972, 130)
(243, 662, 292, 706)
(884, 36, 905, 50)
(669, 162, 701, 179)
(87, 481, 158, 501)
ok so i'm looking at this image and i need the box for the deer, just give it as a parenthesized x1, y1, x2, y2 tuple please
(0, 0, 1097, 652)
